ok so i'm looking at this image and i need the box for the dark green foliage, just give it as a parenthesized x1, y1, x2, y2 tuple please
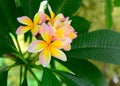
(0, 67, 8, 86)
(71, 16, 91, 34)
(41, 68, 61, 86)
(114, 0, 120, 7)
(59, 58, 108, 86)
(20, 0, 43, 18)
(55, 70, 94, 86)
(48, 0, 81, 16)
(66, 30, 120, 65)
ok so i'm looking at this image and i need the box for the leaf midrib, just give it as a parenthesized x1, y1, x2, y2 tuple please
(56, 0, 67, 14)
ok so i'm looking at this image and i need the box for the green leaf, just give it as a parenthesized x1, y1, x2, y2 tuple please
(21, 75, 28, 86)
(48, 0, 81, 16)
(0, 0, 18, 33)
(66, 30, 120, 65)
(0, 23, 16, 56)
(71, 16, 91, 34)
(105, 0, 113, 29)
(41, 68, 61, 86)
(55, 70, 94, 86)
(0, 67, 8, 86)
(58, 58, 108, 86)
(114, 0, 120, 7)
(20, 0, 43, 18)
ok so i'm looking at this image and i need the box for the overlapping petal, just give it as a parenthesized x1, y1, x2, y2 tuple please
(50, 47, 67, 61)
(17, 16, 33, 26)
(16, 26, 31, 34)
(48, 5, 55, 20)
(39, 47, 51, 67)
(50, 40, 64, 49)
(28, 40, 46, 53)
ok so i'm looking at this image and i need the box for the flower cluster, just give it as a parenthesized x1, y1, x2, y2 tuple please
(16, 5, 77, 67)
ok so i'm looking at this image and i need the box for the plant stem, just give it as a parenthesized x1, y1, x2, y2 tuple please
(12, 52, 28, 64)
(28, 68, 41, 86)
(50, 58, 56, 69)
(20, 65, 23, 86)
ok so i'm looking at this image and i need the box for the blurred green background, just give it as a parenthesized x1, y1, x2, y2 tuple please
(1, 0, 120, 86)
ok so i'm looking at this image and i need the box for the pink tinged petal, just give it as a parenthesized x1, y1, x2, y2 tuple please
(41, 32, 51, 43)
(28, 40, 46, 53)
(55, 13, 65, 21)
(41, 24, 53, 43)
(63, 44, 71, 51)
(16, 26, 31, 34)
(40, 23, 54, 34)
(17, 16, 33, 26)
(68, 32, 77, 39)
(50, 47, 67, 61)
(39, 47, 51, 67)
(34, 12, 47, 24)
(31, 25, 40, 36)
(51, 40, 64, 49)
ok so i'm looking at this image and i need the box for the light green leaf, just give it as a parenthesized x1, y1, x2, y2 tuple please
(55, 70, 94, 86)
(71, 16, 91, 34)
(66, 30, 120, 65)
(41, 68, 61, 86)
(58, 58, 108, 86)
(48, 0, 81, 16)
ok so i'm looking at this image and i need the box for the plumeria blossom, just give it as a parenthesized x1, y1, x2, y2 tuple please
(16, 12, 47, 36)
(28, 24, 67, 67)
(45, 5, 77, 51)
(16, 4, 77, 67)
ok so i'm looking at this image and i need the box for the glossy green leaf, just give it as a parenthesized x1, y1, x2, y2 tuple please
(105, 0, 113, 29)
(55, 70, 94, 86)
(41, 68, 61, 86)
(0, 67, 8, 86)
(20, 0, 43, 18)
(114, 0, 120, 7)
(48, 0, 81, 16)
(71, 16, 91, 34)
(58, 58, 108, 86)
(0, 23, 16, 56)
(66, 30, 120, 65)
(0, 0, 18, 33)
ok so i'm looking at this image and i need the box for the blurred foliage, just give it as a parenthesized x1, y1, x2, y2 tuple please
(0, 0, 120, 86)
(76, 0, 120, 86)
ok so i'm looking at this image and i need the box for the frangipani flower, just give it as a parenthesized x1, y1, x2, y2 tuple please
(28, 24, 67, 67)
(16, 12, 47, 36)
(47, 5, 65, 25)
(46, 5, 77, 51)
